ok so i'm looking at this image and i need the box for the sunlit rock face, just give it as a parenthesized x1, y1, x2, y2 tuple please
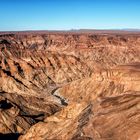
(0, 32, 140, 140)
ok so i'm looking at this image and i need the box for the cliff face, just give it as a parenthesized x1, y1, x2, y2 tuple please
(0, 32, 140, 140)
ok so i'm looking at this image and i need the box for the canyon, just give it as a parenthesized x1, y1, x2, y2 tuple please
(0, 31, 140, 140)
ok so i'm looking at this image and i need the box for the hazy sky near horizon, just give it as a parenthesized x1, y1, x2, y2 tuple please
(0, 0, 140, 31)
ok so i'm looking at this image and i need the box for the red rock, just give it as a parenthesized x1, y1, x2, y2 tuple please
(0, 31, 139, 140)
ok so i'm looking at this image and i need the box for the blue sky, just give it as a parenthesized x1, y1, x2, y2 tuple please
(0, 0, 140, 31)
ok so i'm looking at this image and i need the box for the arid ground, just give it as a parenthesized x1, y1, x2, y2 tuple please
(0, 31, 140, 140)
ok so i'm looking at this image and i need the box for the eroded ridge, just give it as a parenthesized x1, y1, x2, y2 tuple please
(0, 32, 140, 140)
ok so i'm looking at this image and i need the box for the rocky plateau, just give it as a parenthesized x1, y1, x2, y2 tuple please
(0, 31, 140, 140)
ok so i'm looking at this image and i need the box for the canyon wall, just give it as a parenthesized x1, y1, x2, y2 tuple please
(0, 32, 140, 140)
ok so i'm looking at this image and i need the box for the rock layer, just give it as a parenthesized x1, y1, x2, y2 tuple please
(0, 32, 140, 140)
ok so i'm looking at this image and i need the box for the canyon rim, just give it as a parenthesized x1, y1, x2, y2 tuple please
(0, 30, 140, 140)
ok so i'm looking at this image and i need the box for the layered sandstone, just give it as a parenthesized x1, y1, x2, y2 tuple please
(0, 32, 140, 140)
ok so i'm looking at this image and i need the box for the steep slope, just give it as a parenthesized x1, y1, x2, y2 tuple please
(0, 32, 140, 140)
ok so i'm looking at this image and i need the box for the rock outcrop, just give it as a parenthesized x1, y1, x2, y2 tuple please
(0, 32, 140, 140)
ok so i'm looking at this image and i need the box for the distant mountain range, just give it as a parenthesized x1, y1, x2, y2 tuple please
(121, 29, 140, 31)
(71, 29, 140, 32)
(0, 29, 140, 35)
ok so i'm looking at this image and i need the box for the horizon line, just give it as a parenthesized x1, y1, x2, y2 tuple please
(0, 28, 140, 32)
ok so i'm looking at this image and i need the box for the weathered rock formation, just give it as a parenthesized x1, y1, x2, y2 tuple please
(0, 32, 140, 140)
